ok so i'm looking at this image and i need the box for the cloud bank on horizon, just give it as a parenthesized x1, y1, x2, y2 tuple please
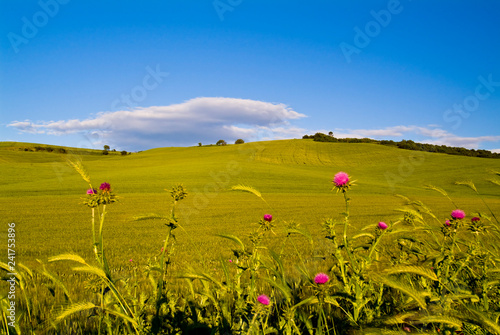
(8, 97, 500, 152)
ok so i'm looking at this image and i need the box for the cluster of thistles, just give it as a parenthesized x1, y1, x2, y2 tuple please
(84, 182, 116, 207)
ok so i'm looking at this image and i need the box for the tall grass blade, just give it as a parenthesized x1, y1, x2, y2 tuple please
(54, 302, 96, 323)
(48, 253, 89, 265)
(231, 184, 262, 199)
(465, 308, 500, 334)
(488, 178, 500, 187)
(424, 184, 448, 197)
(418, 315, 462, 328)
(384, 265, 438, 281)
(216, 234, 246, 251)
(133, 213, 169, 221)
(376, 275, 428, 310)
(67, 158, 91, 184)
(455, 180, 478, 193)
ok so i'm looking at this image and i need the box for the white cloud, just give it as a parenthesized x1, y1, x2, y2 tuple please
(8, 97, 306, 150)
(7, 98, 500, 152)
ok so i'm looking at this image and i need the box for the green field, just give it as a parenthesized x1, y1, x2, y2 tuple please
(1, 139, 500, 334)
(1, 139, 499, 266)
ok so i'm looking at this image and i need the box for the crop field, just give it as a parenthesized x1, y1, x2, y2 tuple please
(1, 139, 500, 334)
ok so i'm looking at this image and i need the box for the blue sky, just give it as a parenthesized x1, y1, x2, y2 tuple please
(1, 0, 500, 151)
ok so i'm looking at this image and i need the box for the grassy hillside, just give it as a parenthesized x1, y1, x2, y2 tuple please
(1, 139, 499, 267)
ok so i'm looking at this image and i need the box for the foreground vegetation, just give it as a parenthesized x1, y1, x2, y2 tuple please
(1, 140, 500, 333)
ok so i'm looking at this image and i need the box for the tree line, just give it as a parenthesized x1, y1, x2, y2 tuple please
(302, 132, 500, 159)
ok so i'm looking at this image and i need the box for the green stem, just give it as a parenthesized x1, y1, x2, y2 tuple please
(91, 207, 98, 261)
(342, 192, 357, 274)
(367, 230, 386, 263)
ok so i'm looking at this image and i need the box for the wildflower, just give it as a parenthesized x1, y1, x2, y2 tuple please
(129, 259, 133, 262)
(228, 259, 233, 263)
(445, 220, 451, 226)
(314, 272, 329, 284)
(378, 221, 388, 230)
(100, 182, 111, 192)
(451, 209, 465, 220)
(257, 294, 270, 305)
(87, 188, 97, 195)
(333, 171, 349, 187)
(471, 217, 480, 222)
(263, 214, 272, 222)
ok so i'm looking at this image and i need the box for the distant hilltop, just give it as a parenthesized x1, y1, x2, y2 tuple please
(302, 132, 500, 159)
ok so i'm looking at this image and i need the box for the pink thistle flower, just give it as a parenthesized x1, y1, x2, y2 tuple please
(257, 294, 270, 305)
(314, 272, 329, 284)
(263, 214, 272, 222)
(228, 259, 233, 263)
(451, 209, 465, 220)
(445, 220, 451, 226)
(129, 259, 133, 262)
(333, 171, 349, 187)
(87, 188, 97, 195)
(378, 221, 388, 230)
(471, 217, 480, 222)
(100, 182, 111, 192)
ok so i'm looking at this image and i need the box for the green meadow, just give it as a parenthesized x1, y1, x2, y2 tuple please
(1, 139, 500, 334)
(1, 139, 499, 266)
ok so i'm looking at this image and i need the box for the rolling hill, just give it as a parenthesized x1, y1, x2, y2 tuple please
(1, 139, 499, 265)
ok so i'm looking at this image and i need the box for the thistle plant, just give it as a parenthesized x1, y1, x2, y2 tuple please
(47, 159, 139, 334)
